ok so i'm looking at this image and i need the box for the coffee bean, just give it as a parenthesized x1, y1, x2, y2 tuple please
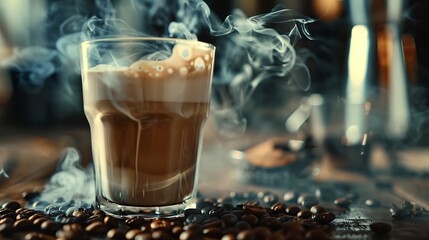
(126, 229, 145, 239)
(134, 232, 152, 240)
(104, 216, 119, 229)
(230, 220, 250, 232)
(222, 213, 239, 226)
(179, 230, 203, 240)
(0, 212, 16, 220)
(390, 206, 407, 220)
(298, 195, 319, 209)
(2, 201, 21, 211)
(305, 229, 331, 240)
(185, 214, 204, 225)
(236, 229, 256, 240)
(285, 205, 301, 216)
(369, 222, 392, 234)
(0, 222, 13, 235)
(31, 201, 49, 211)
(126, 217, 147, 228)
(28, 213, 46, 221)
(243, 205, 267, 218)
(150, 219, 172, 231)
(24, 232, 55, 240)
(41, 220, 60, 234)
(13, 219, 33, 231)
(203, 226, 222, 238)
(312, 212, 335, 224)
(277, 215, 295, 223)
(270, 203, 286, 214)
(241, 214, 259, 226)
(297, 210, 312, 219)
(221, 233, 237, 240)
(33, 217, 49, 228)
(334, 197, 352, 208)
(0, 217, 13, 225)
(310, 205, 325, 214)
(85, 214, 104, 226)
(92, 209, 106, 217)
(209, 206, 228, 217)
(21, 191, 40, 202)
(107, 228, 126, 240)
(57, 223, 87, 240)
(202, 218, 224, 229)
(53, 197, 65, 204)
(252, 226, 271, 239)
(85, 221, 108, 235)
(259, 217, 281, 230)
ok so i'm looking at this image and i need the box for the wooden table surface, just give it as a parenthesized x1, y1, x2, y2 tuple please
(1, 129, 429, 240)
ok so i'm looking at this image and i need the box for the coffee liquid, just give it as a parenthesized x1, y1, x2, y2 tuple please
(82, 43, 213, 206)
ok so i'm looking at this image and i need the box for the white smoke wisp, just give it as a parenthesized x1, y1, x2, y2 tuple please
(39, 148, 95, 204)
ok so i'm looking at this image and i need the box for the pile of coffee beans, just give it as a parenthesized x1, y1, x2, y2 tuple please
(0, 191, 340, 240)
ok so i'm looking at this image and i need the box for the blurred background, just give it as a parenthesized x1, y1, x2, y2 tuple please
(0, 0, 429, 181)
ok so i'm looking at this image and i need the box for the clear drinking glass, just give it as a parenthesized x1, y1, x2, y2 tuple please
(80, 37, 215, 218)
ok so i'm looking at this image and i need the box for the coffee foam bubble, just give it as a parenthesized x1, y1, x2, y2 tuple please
(85, 43, 214, 103)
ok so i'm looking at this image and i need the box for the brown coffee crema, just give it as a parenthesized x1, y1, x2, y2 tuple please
(82, 43, 214, 206)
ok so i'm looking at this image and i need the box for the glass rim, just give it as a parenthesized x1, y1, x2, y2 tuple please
(81, 37, 215, 50)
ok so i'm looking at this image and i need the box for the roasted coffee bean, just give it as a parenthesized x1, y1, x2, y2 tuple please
(222, 213, 239, 226)
(134, 232, 152, 240)
(280, 222, 304, 235)
(179, 230, 203, 240)
(312, 212, 335, 224)
(28, 213, 46, 221)
(234, 220, 251, 231)
(334, 197, 352, 208)
(252, 226, 271, 239)
(185, 214, 204, 225)
(92, 209, 106, 217)
(24, 232, 55, 240)
(310, 205, 326, 214)
(53, 197, 65, 204)
(259, 217, 281, 230)
(125, 229, 145, 239)
(0, 217, 13, 225)
(298, 195, 319, 209)
(221, 233, 237, 240)
(17, 209, 36, 219)
(257, 192, 279, 206)
(126, 217, 147, 228)
(277, 215, 295, 223)
(243, 205, 267, 217)
(270, 203, 286, 214)
(0, 212, 16, 220)
(230, 209, 245, 219)
(285, 205, 301, 216)
(241, 214, 259, 226)
(202, 218, 224, 229)
(203, 226, 223, 238)
(0, 208, 13, 215)
(297, 210, 312, 219)
(104, 216, 120, 229)
(2, 201, 21, 211)
(150, 219, 172, 231)
(13, 219, 33, 231)
(85, 221, 108, 235)
(183, 223, 203, 233)
(209, 206, 228, 217)
(184, 208, 202, 217)
(33, 217, 49, 228)
(305, 229, 331, 240)
(22, 191, 40, 202)
(364, 199, 380, 208)
(41, 220, 60, 234)
(85, 214, 104, 226)
(107, 228, 126, 240)
(0, 222, 13, 235)
(236, 229, 256, 240)
(369, 222, 392, 234)
(172, 226, 184, 236)
(58, 223, 87, 240)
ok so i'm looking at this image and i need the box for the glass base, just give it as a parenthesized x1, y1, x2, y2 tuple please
(97, 196, 196, 219)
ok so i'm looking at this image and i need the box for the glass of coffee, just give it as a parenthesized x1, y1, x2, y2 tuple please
(80, 37, 215, 218)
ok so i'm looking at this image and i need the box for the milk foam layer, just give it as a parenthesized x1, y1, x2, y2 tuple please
(84, 43, 214, 103)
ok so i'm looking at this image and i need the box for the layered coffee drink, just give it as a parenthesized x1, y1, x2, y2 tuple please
(82, 41, 214, 208)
